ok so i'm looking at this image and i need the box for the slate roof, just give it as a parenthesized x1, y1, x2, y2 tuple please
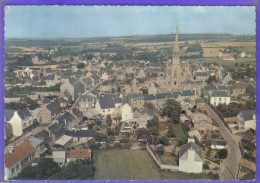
(65, 130, 96, 137)
(179, 142, 202, 160)
(114, 98, 122, 104)
(150, 82, 159, 88)
(127, 93, 144, 99)
(45, 68, 52, 73)
(99, 98, 115, 109)
(196, 72, 208, 77)
(18, 108, 32, 120)
(47, 100, 61, 114)
(48, 122, 65, 136)
(211, 139, 227, 146)
(181, 90, 195, 97)
(79, 94, 96, 102)
(239, 110, 256, 121)
(27, 137, 44, 148)
(144, 94, 156, 101)
(144, 103, 159, 117)
(217, 86, 228, 90)
(72, 108, 83, 118)
(57, 112, 75, 126)
(204, 86, 217, 91)
(4, 109, 14, 121)
(46, 74, 55, 81)
(210, 91, 230, 97)
(34, 130, 50, 141)
(195, 98, 205, 104)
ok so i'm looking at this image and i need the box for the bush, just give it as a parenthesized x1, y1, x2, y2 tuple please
(216, 149, 228, 159)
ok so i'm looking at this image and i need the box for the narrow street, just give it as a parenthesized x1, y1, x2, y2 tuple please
(4, 125, 48, 154)
(204, 103, 242, 180)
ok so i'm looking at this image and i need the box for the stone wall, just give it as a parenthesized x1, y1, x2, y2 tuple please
(146, 145, 179, 172)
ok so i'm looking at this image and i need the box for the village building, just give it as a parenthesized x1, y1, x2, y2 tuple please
(46, 74, 59, 87)
(237, 110, 256, 130)
(67, 149, 91, 163)
(121, 103, 133, 122)
(60, 78, 85, 101)
(179, 138, 203, 173)
(4, 108, 33, 137)
(209, 90, 230, 106)
(4, 141, 36, 180)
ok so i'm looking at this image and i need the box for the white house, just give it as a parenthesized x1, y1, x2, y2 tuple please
(121, 103, 133, 122)
(209, 90, 230, 106)
(95, 98, 117, 118)
(5, 108, 33, 137)
(179, 138, 203, 173)
(4, 141, 36, 180)
(211, 139, 227, 149)
(237, 110, 256, 130)
(101, 72, 109, 80)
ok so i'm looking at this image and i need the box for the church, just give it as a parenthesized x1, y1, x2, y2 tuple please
(156, 26, 194, 92)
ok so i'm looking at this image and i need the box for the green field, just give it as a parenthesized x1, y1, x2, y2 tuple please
(93, 149, 218, 180)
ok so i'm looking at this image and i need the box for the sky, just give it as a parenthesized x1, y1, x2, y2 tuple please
(4, 6, 256, 38)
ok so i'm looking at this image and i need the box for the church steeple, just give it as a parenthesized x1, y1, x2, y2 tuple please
(172, 25, 180, 64)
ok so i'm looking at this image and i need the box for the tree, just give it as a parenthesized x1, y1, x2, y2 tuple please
(167, 125, 175, 137)
(146, 114, 159, 128)
(148, 126, 159, 136)
(161, 99, 182, 119)
(77, 63, 85, 69)
(206, 76, 217, 86)
(160, 136, 169, 145)
(94, 133, 107, 142)
(106, 115, 112, 127)
(34, 158, 61, 179)
(88, 139, 100, 149)
(136, 128, 150, 139)
(216, 149, 228, 159)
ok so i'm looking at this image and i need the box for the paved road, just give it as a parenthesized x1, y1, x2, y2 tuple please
(5, 125, 48, 154)
(204, 103, 242, 180)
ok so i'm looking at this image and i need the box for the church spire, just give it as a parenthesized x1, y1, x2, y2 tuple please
(172, 25, 180, 63)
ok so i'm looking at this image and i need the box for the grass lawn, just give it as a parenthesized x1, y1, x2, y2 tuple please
(93, 149, 218, 180)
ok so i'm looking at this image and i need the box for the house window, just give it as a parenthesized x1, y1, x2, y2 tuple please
(219, 98, 222, 101)
(174, 81, 176, 85)
(108, 109, 110, 112)
(11, 168, 15, 175)
(16, 164, 19, 171)
(103, 110, 105, 112)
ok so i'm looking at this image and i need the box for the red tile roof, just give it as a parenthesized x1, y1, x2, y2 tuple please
(67, 149, 91, 159)
(5, 141, 35, 169)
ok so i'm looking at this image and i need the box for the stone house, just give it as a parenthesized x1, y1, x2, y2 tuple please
(46, 74, 59, 87)
(95, 98, 116, 118)
(60, 78, 85, 101)
(48, 122, 65, 142)
(237, 110, 256, 130)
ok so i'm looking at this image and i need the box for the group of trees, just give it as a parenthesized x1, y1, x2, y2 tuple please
(5, 97, 39, 110)
(217, 100, 256, 118)
(14, 158, 95, 180)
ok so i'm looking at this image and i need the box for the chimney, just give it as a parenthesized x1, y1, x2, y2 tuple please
(8, 145, 15, 153)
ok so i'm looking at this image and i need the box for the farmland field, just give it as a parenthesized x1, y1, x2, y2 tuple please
(93, 149, 217, 180)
